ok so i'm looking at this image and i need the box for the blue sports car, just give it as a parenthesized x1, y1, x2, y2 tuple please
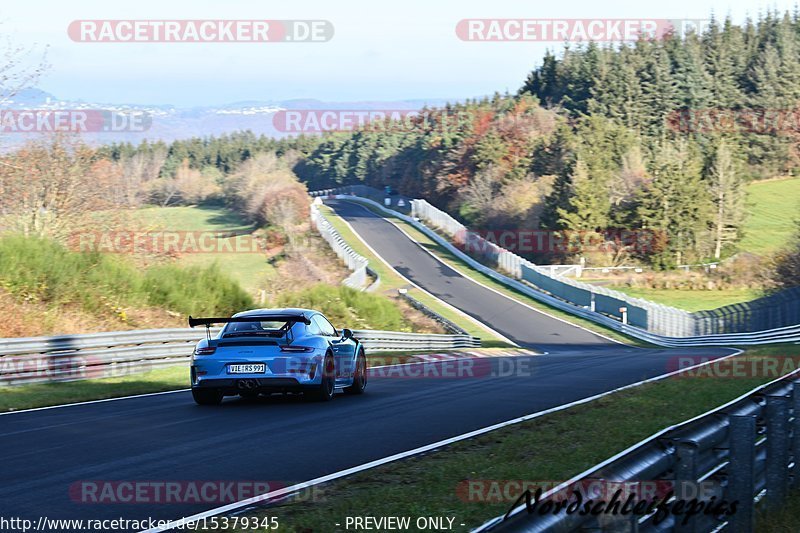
(188, 308, 367, 405)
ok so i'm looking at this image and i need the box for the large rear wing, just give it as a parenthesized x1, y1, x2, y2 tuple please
(188, 314, 311, 328)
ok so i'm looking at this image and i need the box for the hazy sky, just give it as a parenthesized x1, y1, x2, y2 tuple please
(2, 0, 795, 106)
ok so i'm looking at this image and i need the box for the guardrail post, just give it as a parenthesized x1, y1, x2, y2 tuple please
(766, 394, 790, 507)
(728, 414, 756, 533)
(674, 441, 699, 533)
(793, 381, 800, 489)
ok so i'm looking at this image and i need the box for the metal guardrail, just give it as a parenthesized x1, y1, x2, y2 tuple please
(410, 198, 800, 338)
(0, 328, 219, 355)
(310, 201, 374, 291)
(476, 369, 800, 533)
(323, 194, 800, 347)
(0, 327, 480, 386)
(310, 184, 412, 214)
(354, 329, 480, 351)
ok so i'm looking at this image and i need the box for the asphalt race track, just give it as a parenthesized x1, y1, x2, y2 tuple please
(329, 199, 620, 352)
(0, 200, 736, 531)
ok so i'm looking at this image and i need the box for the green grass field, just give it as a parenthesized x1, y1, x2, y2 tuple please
(596, 178, 799, 311)
(134, 205, 254, 232)
(132, 205, 275, 293)
(602, 286, 761, 312)
(0, 234, 252, 318)
(130, 205, 444, 334)
(740, 177, 800, 255)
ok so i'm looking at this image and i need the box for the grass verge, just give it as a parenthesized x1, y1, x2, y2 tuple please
(131, 205, 276, 294)
(232, 344, 799, 532)
(0, 365, 188, 413)
(756, 488, 800, 532)
(597, 286, 761, 312)
(275, 284, 416, 332)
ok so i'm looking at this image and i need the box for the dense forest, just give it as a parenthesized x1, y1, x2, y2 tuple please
(293, 13, 800, 267)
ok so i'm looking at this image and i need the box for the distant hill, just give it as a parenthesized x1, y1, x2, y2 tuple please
(4, 88, 57, 105)
(0, 92, 453, 148)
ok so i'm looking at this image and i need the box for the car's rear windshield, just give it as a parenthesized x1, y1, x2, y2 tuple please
(222, 320, 290, 336)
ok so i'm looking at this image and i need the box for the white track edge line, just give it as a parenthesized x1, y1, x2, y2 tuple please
(0, 388, 189, 416)
(141, 348, 742, 533)
(0, 352, 540, 416)
(325, 202, 519, 348)
(343, 200, 627, 347)
(484, 350, 800, 528)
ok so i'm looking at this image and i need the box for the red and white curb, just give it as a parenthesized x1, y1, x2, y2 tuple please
(414, 349, 539, 362)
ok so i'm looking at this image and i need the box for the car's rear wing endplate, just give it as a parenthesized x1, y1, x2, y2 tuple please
(188, 315, 311, 328)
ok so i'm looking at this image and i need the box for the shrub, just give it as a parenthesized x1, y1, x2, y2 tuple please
(143, 263, 252, 316)
(767, 223, 800, 292)
(275, 284, 410, 331)
(0, 235, 252, 318)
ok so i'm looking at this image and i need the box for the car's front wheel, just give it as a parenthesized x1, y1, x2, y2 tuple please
(192, 388, 223, 405)
(344, 350, 367, 395)
(308, 353, 335, 402)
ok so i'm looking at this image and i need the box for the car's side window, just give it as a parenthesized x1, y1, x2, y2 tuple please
(306, 318, 322, 336)
(313, 315, 337, 337)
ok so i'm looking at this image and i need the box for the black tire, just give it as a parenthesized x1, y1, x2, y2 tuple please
(308, 353, 335, 402)
(192, 388, 223, 406)
(344, 350, 367, 395)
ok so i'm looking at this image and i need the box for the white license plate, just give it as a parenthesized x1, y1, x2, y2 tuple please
(228, 364, 266, 374)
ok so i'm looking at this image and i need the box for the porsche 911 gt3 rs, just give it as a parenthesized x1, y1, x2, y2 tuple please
(187, 308, 366, 405)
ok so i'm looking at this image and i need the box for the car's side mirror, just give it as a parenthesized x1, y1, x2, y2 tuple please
(341, 328, 353, 340)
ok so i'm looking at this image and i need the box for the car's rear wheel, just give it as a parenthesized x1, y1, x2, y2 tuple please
(192, 388, 223, 405)
(308, 353, 335, 402)
(344, 350, 367, 395)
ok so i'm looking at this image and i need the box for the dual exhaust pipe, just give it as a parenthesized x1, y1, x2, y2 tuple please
(237, 379, 258, 390)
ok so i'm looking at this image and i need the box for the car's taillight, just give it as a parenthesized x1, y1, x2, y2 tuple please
(279, 345, 314, 353)
(195, 346, 216, 355)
